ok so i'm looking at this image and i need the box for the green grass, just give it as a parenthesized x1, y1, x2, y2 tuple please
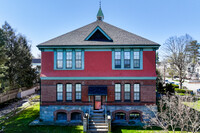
(0, 103, 83, 133)
(183, 100, 200, 111)
(0, 102, 193, 133)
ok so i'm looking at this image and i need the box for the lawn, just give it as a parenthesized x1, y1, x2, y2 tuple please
(0, 102, 191, 133)
(184, 100, 200, 111)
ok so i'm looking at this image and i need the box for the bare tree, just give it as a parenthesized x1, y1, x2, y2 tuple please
(144, 94, 200, 133)
(162, 34, 193, 89)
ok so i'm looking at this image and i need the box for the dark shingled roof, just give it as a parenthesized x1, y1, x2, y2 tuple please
(38, 20, 159, 47)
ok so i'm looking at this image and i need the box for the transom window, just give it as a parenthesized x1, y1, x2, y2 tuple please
(115, 52, 121, 68)
(115, 84, 121, 101)
(57, 52, 63, 69)
(134, 84, 140, 101)
(75, 52, 82, 69)
(124, 84, 131, 101)
(57, 84, 63, 101)
(124, 52, 130, 68)
(75, 84, 81, 101)
(134, 52, 140, 68)
(66, 52, 72, 69)
(66, 84, 72, 101)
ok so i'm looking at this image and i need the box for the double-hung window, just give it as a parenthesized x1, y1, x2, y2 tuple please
(124, 52, 130, 68)
(124, 84, 131, 101)
(134, 52, 140, 68)
(115, 52, 121, 68)
(75, 52, 82, 69)
(75, 84, 81, 101)
(66, 84, 72, 101)
(115, 84, 121, 101)
(66, 52, 72, 69)
(134, 84, 140, 102)
(57, 84, 63, 101)
(57, 52, 63, 69)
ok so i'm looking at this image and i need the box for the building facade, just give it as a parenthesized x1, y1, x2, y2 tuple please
(37, 8, 160, 126)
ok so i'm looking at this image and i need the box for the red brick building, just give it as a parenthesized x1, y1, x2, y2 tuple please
(37, 7, 160, 129)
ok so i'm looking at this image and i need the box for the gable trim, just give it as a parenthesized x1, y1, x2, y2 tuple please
(85, 26, 112, 41)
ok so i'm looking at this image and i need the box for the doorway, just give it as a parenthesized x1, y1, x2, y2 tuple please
(94, 95, 102, 110)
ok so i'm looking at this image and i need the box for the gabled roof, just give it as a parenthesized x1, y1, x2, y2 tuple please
(38, 20, 159, 47)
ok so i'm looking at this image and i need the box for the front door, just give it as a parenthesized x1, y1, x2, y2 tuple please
(94, 95, 101, 110)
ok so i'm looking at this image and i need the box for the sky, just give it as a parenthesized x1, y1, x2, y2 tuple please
(0, 0, 200, 59)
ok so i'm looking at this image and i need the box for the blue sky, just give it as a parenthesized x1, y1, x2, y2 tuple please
(0, 0, 200, 58)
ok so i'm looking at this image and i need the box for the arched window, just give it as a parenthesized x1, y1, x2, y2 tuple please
(115, 112, 126, 120)
(71, 112, 82, 120)
(56, 112, 67, 121)
(129, 112, 141, 121)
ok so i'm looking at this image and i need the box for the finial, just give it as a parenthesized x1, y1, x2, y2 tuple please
(99, 0, 101, 8)
(97, 0, 104, 21)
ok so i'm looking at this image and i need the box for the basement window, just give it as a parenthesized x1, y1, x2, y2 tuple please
(115, 112, 126, 120)
(56, 112, 67, 121)
(71, 112, 82, 120)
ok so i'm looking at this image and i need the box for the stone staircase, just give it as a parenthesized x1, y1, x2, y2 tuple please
(88, 110, 108, 132)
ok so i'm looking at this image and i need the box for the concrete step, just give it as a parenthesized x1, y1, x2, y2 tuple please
(91, 113, 104, 116)
(91, 115, 104, 118)
(89, 125, 108, 129)
(92, 110, 104, 113)
(89, 119, 105, 123)
(89, 123, 108, 126)
(88, 129, 108, 132)
(90, 117, 104, 120)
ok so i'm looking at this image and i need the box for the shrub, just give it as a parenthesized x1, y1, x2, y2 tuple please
(172, 84, 179, 88)
(175, 88, 186, 93)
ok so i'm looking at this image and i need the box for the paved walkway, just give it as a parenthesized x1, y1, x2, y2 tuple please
(0, 94, 39, 118)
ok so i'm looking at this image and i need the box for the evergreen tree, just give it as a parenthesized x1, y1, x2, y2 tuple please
(2, 22, 36, 89)
(16, 35, 36, 88)
(0, 28, 7, 90)
(2, 22, 19, 89)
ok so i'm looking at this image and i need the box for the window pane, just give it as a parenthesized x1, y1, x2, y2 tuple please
(134, 52, 140, 59)
(115, 84, 121, 92)
(57, 93, 63, 100)
(57, 84, 63, 92)
(66, 93, 72, 100)
(76, 61, 82, 68)
(124, 84, 130, 92)
(115, 52, 121, 59)
(66, 52, 72, 59)
(115, 93, 120, 100)
(57, 61, 63, 68)
(57, 52, 63, 59)
(124, 52, 130, 59)
(125, 93, 130, 100)
(76, 52, 81, 59)
(134, 84, 140, 92)
(134, 59, 140, 68)
(66, 84, 72, 92)
(66, 61, 72, 68)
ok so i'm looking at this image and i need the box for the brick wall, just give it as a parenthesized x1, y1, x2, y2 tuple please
(41, 80, 156, 106)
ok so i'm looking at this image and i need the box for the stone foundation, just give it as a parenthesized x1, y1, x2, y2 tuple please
(40, 105, 156, 123)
